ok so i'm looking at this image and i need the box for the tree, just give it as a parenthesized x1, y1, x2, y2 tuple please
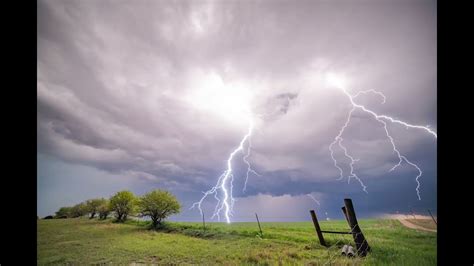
(109, 191, 136, 222)
(138, 189, 181, 228)
(86, 198, 106, 219)
(55, 206, 73, 218)
(70, 202, 87, 218)
(98, 200, 111, 220)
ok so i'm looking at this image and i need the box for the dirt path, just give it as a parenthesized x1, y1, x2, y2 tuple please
(397, 219, 437, 233)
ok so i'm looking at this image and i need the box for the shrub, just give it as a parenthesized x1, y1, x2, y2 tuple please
(70, 202, 88, 218)
(55, 206, 73, 218)
(138, 189, 181, 228)
(86, 198, 107, 219)
(109, 191, 136, 222)
(98, 200, 111, 220)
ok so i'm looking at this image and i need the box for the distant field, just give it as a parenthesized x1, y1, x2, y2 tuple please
(37, 218, 436, 265)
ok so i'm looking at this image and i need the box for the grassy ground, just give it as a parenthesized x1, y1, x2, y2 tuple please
(405, 219, 437, 230)
(38, 218, 436, 265)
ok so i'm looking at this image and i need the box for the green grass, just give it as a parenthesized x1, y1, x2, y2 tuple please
(38, 218, 436, 265)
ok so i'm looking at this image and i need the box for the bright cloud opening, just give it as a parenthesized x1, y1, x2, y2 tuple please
(325, 72, 348, 89)
(186, 72, 254, 124)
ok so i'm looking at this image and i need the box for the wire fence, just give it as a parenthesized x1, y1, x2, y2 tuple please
(110, 208, 437, 264)
(166, 211, 437, 221)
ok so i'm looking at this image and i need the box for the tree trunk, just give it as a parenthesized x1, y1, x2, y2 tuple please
(90, 212, 96, 219)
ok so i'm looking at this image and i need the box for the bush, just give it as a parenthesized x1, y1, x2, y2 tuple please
(43, 215, 54, 219)
(70, 202, 88, 218)
(55, 206, 73, 218)
(86, 198, 107, 219)
(98, 200, 111, 220)
(109, 191, 136, 222)
(138, 189, 181, 228)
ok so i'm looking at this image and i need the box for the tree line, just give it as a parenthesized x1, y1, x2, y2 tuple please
(53, 189, 181, 228)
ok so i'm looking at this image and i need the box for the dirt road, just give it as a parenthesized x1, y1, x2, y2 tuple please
(397, 218, 437, 232)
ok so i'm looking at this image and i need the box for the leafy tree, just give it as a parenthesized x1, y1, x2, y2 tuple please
(138, 189, 181, 228)
(98, 200, 111, 220)
(109, 191, 136, 222)
(86, 198, 107, 219)
(55, 206, 73, 218)
(70, 202, 88, 218)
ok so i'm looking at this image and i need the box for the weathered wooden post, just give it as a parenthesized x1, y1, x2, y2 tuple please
(427, 209, 437, 225)
(309, 210, 327, 246)
(341, 206, 349, 224)
(202, 212, 206, 231)
(255, 213, 263, 237)
(343, 198, 370, 256)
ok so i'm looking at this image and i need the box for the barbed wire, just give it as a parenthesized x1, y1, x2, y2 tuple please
(323, 223, 359, 266)
(172, 215, 326, 219)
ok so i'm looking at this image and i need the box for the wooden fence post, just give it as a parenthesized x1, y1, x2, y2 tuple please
(202, 212, 206, 231)
(344, 198, 370, 256)
(341, 206, 349, 224)
(255, 213, 263, 237)
(427, 209, 437, 225)
(310, 210, 327, 246)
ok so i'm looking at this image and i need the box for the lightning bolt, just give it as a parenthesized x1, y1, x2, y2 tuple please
(307, 194, 331, 220)
(329, 84, 437, 200)
(243, 136, 261, 192)
(307, 194, 321, 206)
(191, 120, 260, 223)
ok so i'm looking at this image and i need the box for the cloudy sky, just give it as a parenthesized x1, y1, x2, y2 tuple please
(37, 0, 437, 221)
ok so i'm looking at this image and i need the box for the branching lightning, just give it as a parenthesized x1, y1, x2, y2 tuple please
(243, 136, 262, 192)
(191, 120, 260, 223)
(328, 77, 437, 200)
(190, 72, 435, 224)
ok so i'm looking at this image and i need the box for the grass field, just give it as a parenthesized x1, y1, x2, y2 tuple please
(37, 218, 436, 265)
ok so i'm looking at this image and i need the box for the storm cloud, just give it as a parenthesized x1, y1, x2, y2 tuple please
(37, 0, 436, 219)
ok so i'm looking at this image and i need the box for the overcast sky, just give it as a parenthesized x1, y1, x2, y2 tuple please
(37, 0, 437, 221)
